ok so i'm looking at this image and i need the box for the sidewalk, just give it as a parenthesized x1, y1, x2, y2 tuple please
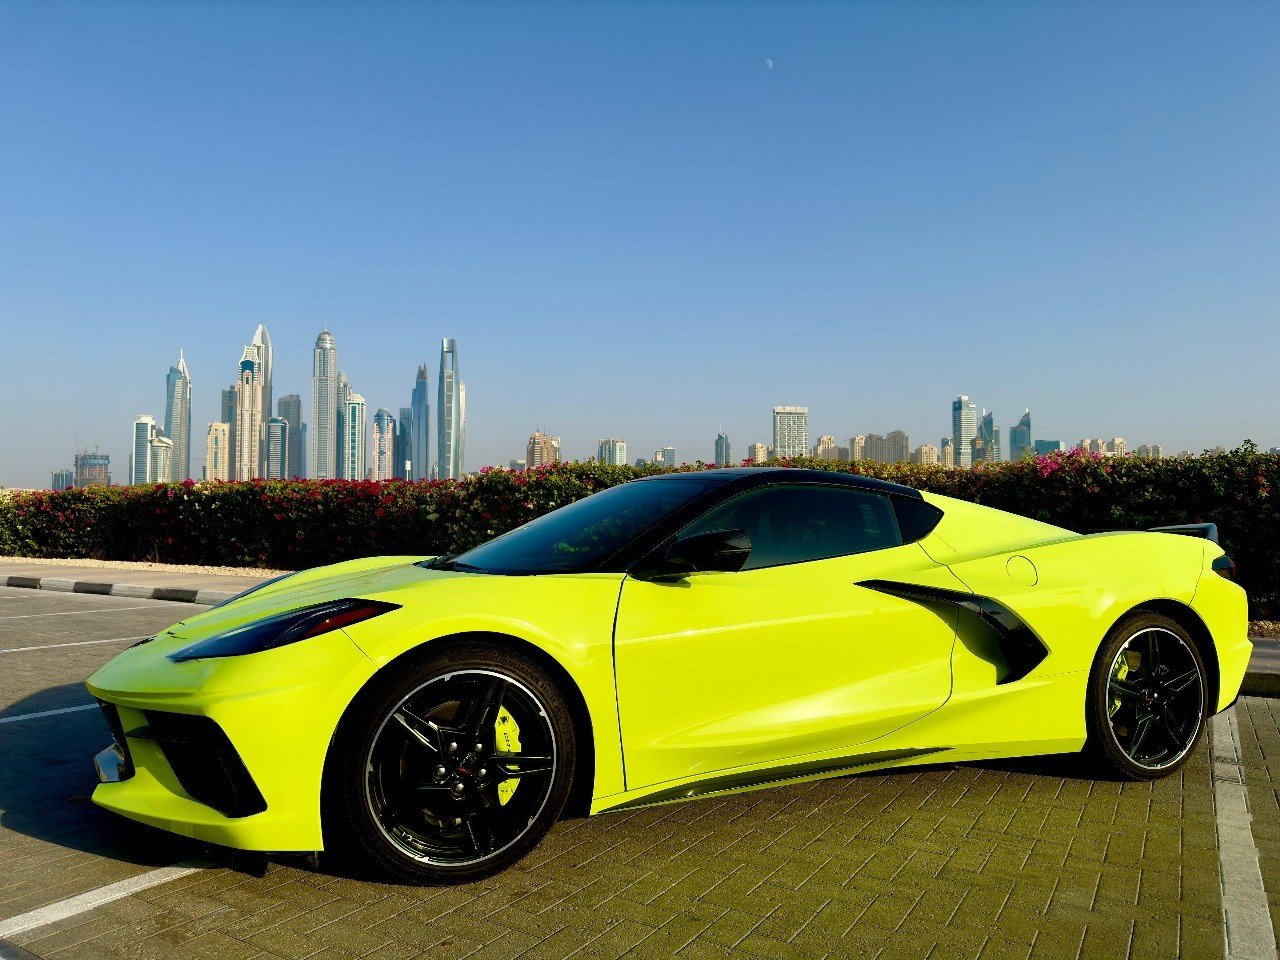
(0, 558, 277, 606)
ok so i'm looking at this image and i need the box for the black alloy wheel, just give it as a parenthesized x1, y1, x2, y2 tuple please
(1086, 612, 1208, 780)
(327, 642, 576, 882)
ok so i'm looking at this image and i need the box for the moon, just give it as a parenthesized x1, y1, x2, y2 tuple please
(764, 58, 773, 69)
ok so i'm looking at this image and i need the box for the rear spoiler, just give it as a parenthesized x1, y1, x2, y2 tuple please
(1148, 523, 1219, 543)
(1086, 522, 1219, 543)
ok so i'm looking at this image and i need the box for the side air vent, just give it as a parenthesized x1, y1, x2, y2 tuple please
(858, 580, 1049, 685)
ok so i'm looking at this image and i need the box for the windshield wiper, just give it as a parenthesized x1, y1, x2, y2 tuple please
(418, 554, 485, 573)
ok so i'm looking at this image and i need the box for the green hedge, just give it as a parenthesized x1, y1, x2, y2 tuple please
(3, 446, 1276, 613)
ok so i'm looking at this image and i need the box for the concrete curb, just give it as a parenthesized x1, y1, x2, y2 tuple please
(2, 574, 235, 607)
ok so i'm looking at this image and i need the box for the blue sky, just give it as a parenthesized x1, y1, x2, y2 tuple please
(2, 2, 1278, 487)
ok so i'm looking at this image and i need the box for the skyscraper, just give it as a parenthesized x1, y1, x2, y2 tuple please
(772, 406, 808, 459)
(74, 451, 110, 486)
(339, 389, 368, 480)
(598, 438, 628, 466)
(885, 430, 911, 463)
(940, 437, 955, 467)
(251, 324, 273, 474)
(371, 408, 396, 481)
(395, 406, 414, 479)
(131, 415, 157, 484)
(205, 423, 230, 481)
(51, 468, 73, 490)
(849, 435, 867, 461)
(746, 442, 769, 464)
(1009, 410, 1033, 460)
(1034, 439, 1064, 456)
(149, 434, 173, 484)
(659, 445, 677, 468)
(974, 410, 1002, 464)
(234, 346, 263, 480)
(527, 431, 559, 468)
(266, 417, 289, 479)
(438, 339, 464, 479)
(714, 430, 732, 467)
(912, 444, 939, 465)
(311, 329, 339, 479)
(410, 364, 430, 481)
(164, 350, 192, 481)
(221, 384, 237, 467)
(335, 371, 350, 478)
(277, 394, 305, 479)
(864, 433, 887, 463)
(952, 396, 977, 469)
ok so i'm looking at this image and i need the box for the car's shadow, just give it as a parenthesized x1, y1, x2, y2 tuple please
(0, 684, 207, 868)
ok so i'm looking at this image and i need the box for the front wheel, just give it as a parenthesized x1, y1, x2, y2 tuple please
(1085, 612, 1208, 780)
(326, 642, 576, 883)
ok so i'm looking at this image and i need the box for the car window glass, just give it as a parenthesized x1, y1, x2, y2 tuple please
(678, 484, 903, 570)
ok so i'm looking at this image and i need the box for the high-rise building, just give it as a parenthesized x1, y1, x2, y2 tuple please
(658, 446, 677, 469)
(340, 390, 368, 480)
(952, 396, 977, 469)
(234, 346, 263, 480)
(371, 408, 396, 481)
(886, 430, 910, 463)
(598, 438, 628, 466)
(772, 406, 808, 459)
(714, 430, 732, 467)
(164, 350, 192, 481)
(311, 329, 339, 479)
(74, 451, 110, 487)
(509, 459, 527, 471)
(974, 410, 1002, 464)
(527, 431, 560, 468)
(1034, 440, 1064, 456)
(149, 434, 173, 484)
(438, 339, 464, 479)
(863, 434, 886, 463)
(51, 468, 73, 490)
(335, 372, 351, 477)
(940, 437, 955, 468)
(251, 324, 273, 474)
(849, 435, 867, 461)
(746, 442, 769, 464)
(220, 384, 237, 468)
(205, 423, 231, 481)
(812, 435, 840, 460)
(266, 417, 289, 479)
(1009, 409, 1032, 460)
(410, 365, 430, 481)
(1078, 438, 1105, 454)
(277, 394, 305, 479)
(1107, 438, 1128, 456)
(1134, 444, 1164, 459)
(131, 415, 157, 484)
(911, 444, 939, 466)
(395, 406, 414, 479)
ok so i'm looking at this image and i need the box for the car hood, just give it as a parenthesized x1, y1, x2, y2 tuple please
(158, 555, 452, 643)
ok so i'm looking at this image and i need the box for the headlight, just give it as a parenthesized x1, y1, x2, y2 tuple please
(169, 599, 399, 662)
(212, 571, 299, 609)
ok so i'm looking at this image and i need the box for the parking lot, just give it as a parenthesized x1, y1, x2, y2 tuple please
(1, 585, 1278, 960)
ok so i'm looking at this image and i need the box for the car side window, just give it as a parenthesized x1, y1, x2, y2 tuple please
(678, 484, 903, 570)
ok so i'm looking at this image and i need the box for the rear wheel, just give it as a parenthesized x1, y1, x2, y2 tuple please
(1086, 612, 1208, 780)
(327, 642, 576, 883)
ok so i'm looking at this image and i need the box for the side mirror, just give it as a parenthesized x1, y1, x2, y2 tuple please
(633, 529, 752, 580)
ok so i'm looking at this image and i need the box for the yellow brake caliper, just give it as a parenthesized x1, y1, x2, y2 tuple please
(1110, 651, 1140, 718)
(494, 706, 521, 806)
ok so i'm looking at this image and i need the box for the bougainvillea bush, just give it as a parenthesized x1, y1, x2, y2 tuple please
(2, 446, 1276, 613)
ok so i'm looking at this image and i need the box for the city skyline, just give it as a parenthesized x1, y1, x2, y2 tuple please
(38, 320, 1240, 488)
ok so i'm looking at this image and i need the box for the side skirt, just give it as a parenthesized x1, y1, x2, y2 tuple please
(595, 746, 949, 813)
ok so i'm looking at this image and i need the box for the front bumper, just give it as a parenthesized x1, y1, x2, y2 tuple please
(87, 627, 376, 852)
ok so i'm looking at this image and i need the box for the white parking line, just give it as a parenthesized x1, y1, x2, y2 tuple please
(0, 861, 208, 939)
(0, 605, 157, 621)
(1210, 708, 1277, 959)
(0, 636, 150, 654)
(0, 704, 97, 725)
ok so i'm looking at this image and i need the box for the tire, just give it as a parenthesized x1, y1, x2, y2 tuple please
(325, 641, 577, 883)
(1085, 612, 1209, 781)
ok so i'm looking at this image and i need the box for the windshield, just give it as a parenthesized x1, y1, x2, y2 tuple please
(435, 478, 713, 574)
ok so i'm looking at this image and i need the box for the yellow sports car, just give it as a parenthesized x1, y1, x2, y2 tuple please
(87, 468, 1250, 882)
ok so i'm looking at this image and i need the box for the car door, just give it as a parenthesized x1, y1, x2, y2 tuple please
(613, 483, 959, 790)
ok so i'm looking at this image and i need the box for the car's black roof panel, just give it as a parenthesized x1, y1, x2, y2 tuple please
(636, 467, 922, 499)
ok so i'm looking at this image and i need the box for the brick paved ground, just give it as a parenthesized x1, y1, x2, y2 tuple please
(1, 586, 1274, 960)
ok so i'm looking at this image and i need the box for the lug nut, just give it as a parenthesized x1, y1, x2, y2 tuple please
(435, 765, 447, 779)
(478, 768, 487, 778)
(448, 741, 458, 752)
(452, 782, 466, 795)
